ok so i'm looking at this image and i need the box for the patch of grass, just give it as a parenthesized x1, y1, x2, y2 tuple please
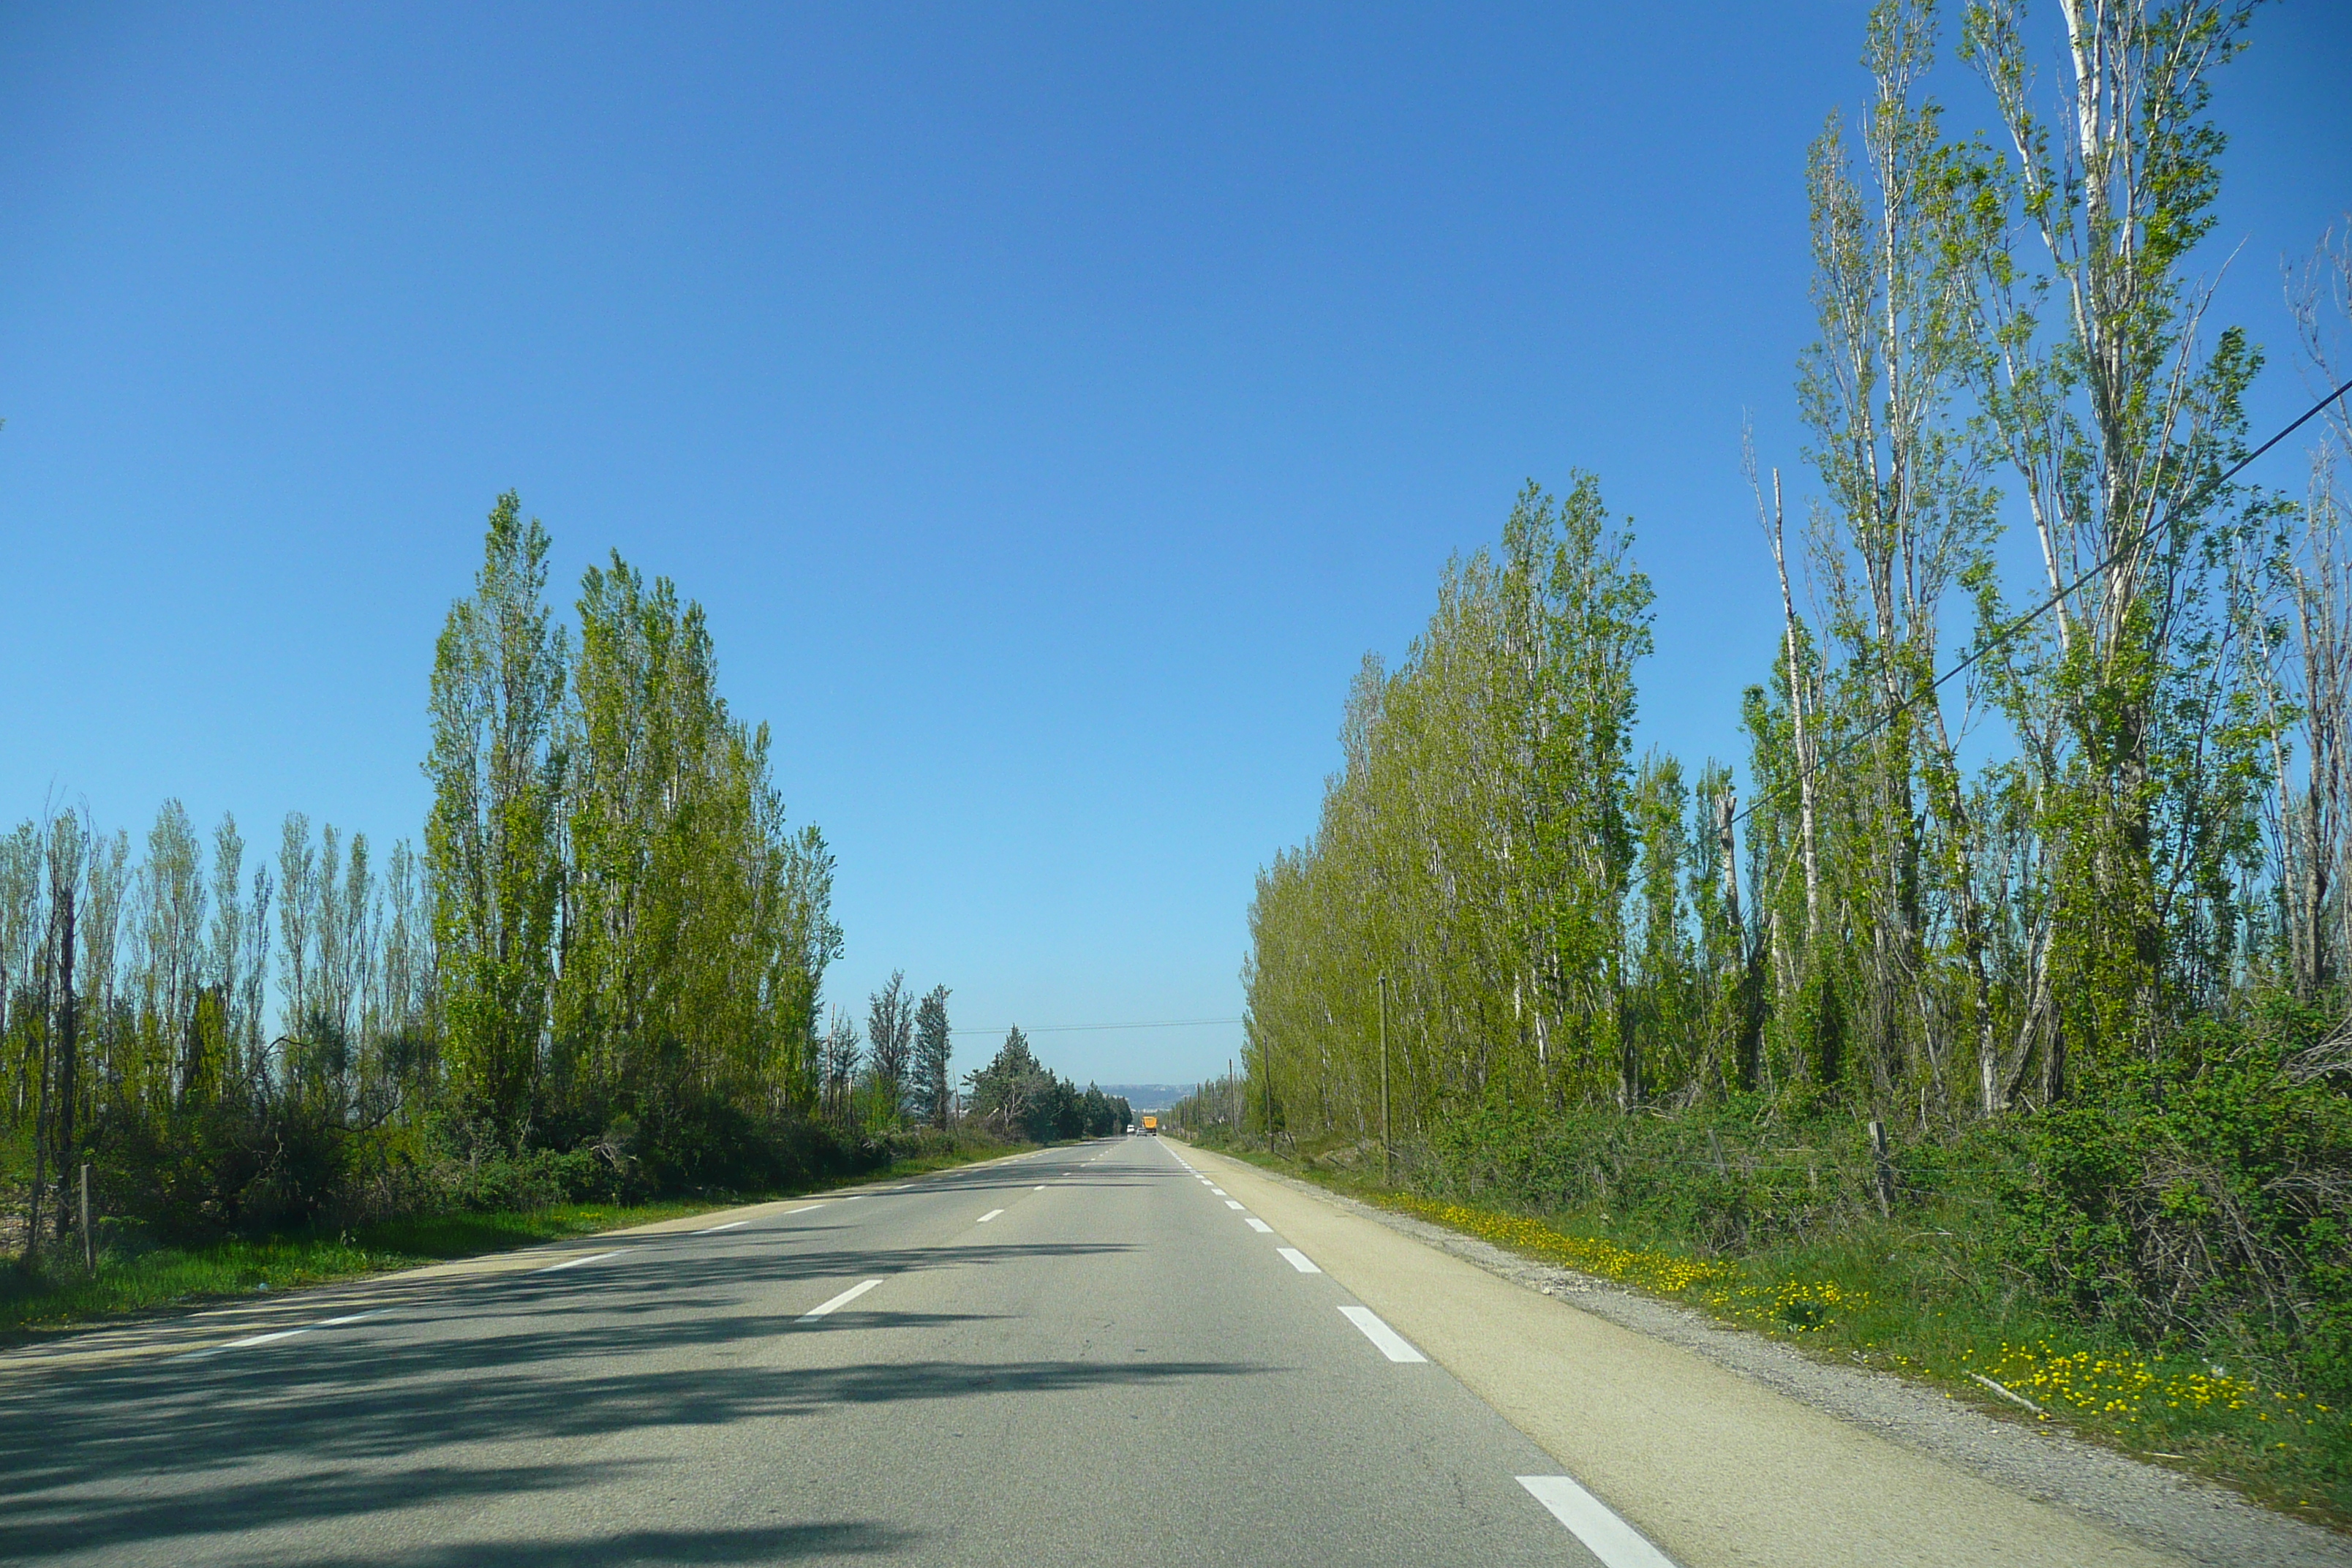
(0, 1136, 1025, 1342)
(1213, 1139, 2352, 1529)
(344, 1198, 720, 1261)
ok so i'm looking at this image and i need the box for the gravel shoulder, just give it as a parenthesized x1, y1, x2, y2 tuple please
(1194, 1144, 2352, 1568)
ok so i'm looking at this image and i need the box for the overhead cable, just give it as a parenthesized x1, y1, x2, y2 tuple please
(1732, 375, 2352, 830)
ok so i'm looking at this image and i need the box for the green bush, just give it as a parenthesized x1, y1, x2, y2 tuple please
(1998, 1005, 2352, 1396)
(1376, 1001, 2352, 1402)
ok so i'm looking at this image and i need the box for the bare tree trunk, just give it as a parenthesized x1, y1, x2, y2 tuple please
(1716, 788, 1744, 942)
(50, 876, 77, 1245)
(1714, 787, 1760, 1092)
(24, 916, 55, 1271)
(1767, 472, 1822, 945)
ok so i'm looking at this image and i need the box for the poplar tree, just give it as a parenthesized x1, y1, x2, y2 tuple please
(426, 492, 568, 1142)
(865, 971, 913, 1122)
(1960, 0, 2269, 1077)
(913, 984, 953, 1128)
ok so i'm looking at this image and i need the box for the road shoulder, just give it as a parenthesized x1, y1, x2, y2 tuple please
(1186, 1142, 2351, 1568)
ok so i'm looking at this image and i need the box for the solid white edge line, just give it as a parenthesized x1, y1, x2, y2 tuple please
(219, 1328, 309, 1350)
(1243, 1217, 1274, 1233)
(694, 1219, 750, 1234)
(1516, 1476, 1680, 1568)
(536, 1249, 627, 1273)
(799, 1278, 883, 1320)
(1276, 1247, 1322, 1274)
(976, 1208, 1004, 1223)
(314, 1312, 376, 1327)
(1337, 1304, 1428, 1363)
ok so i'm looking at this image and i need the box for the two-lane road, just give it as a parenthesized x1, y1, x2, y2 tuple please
(0, 1137, 1646, 1567)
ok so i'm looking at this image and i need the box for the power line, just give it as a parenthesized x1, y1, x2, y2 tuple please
(946, 1016, 1244, 1037)
(1734, 375, 2352, 830)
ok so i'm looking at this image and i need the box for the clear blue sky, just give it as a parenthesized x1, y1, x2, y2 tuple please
(2, 3, 2345, 1087)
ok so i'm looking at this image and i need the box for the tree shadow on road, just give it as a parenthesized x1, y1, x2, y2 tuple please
(0, 1326, 1270, 1562)
(305, 1520, 919, 1565)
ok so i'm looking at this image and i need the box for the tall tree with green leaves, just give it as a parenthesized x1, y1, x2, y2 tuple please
(1795, 0, 1999, 1112)
(865, 970, 913, 1123)
(819, 1007, 862, 1121)
(557, 551, 834, 1119)
(426, 492, 568, 1141)
(137, 800, 207, 1107)
(1507, 475, 1654, 1107)
(1960, 0, 2270, 1079)
(913, 984, 953, 1128)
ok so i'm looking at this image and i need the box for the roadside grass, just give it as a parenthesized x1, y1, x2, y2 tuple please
(1210, 1139, 2352, 1529)
(0, 1137, 1027, 1343)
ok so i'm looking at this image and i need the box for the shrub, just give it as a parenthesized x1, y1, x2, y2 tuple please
(1998, 1005, 2352, 1395)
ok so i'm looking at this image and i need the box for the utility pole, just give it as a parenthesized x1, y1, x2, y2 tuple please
(1378, 974, 1391, 1186)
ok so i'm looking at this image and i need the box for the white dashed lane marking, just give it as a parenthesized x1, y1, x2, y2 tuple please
(1224, 1199, 1245, 1210)
(1244, 1217, 1273, 1233)
(976, 1209, 1004, 1223)
(799, 1279, 882, 1320)
(1516, 1476, 1680, 1567)
(1276, 1247, 1321, 1274)
(1338, 1305, 1427, 1363)
(536, 1250, 626, 1273)
(693, 1219, 748, 1235)
(176, 1309, 379, 1360)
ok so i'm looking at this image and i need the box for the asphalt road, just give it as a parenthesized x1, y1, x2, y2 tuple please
(0, 1137, 1644, 1567)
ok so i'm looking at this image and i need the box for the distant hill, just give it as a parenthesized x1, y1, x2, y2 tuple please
(1091, 1084, 1191, 1112)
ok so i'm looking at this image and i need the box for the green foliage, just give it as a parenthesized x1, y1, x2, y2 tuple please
(1245, 474, 1660, 1141)
(551, 549, 837, 1129)
(965, 1027, 1129, 1142)
(1233, 9, 2351, 1523)
(4, 490, 862, 1291)
(426, 492, 568, 1139)
(912, 984, 954, 1129)
(862, 970, 913, 1126)
(1999, 1003, 2352, 1390)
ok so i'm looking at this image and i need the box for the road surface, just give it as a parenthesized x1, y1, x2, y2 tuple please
(0, 1137, 1633, 1567)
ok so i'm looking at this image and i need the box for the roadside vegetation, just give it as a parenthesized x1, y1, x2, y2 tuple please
(1, 504, 1117, 1336)
(0, 1128, 1021, 1342)
(1210, 0, 2352, 1531)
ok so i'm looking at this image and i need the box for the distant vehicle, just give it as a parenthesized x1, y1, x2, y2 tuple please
(1126, 1123, 1136, 1134)
(1140, 1115, 1158, 1135)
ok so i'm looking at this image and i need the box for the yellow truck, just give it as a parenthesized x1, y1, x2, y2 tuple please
(1139, 1115, 1158, 1135)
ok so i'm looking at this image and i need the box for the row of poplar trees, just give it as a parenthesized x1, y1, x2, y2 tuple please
(4, 493, 843, 1251)
(425, 494, 841, 1141)
(1245, 0, 2352, 1142)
